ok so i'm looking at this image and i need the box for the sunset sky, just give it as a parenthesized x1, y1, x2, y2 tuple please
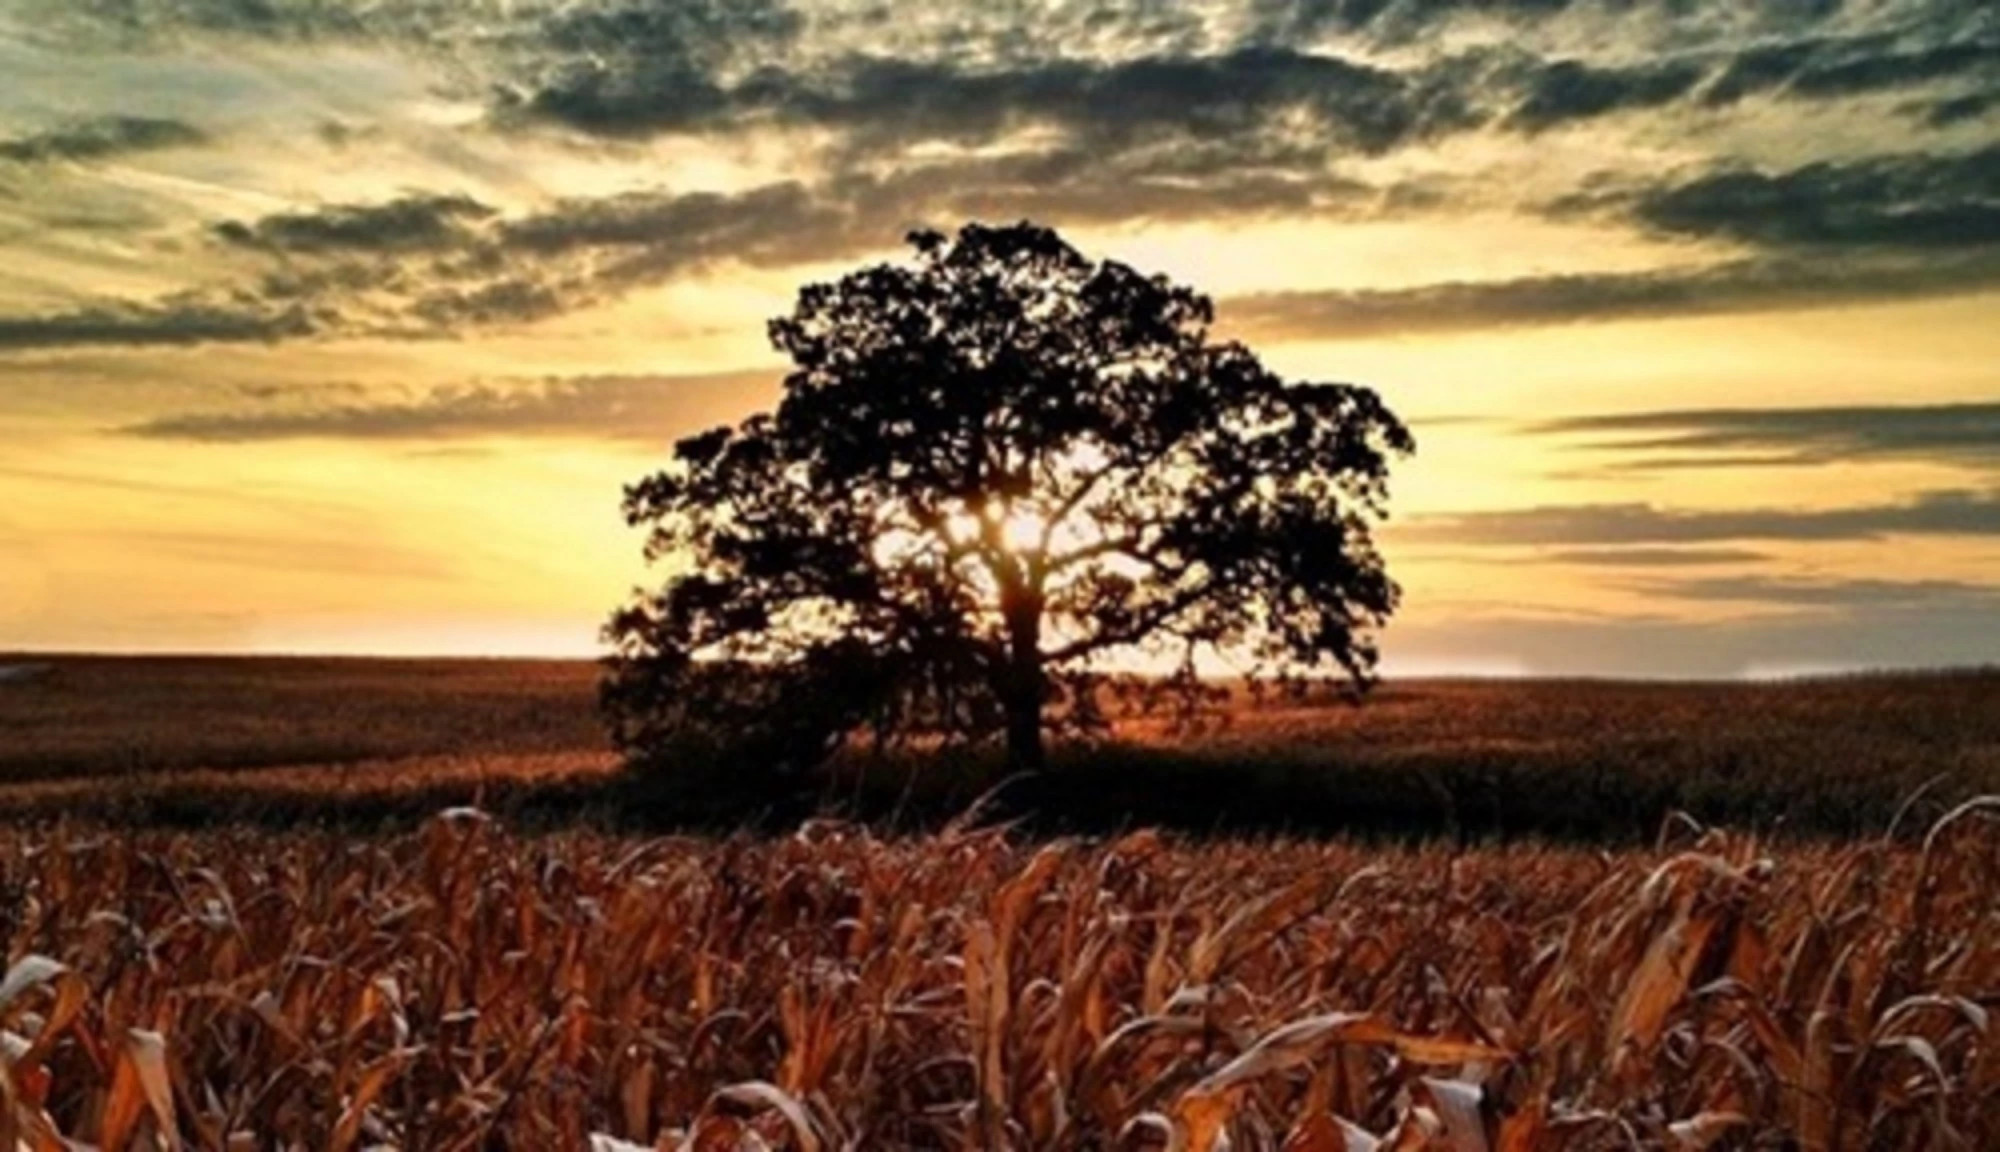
(2, 0, 1995, 676)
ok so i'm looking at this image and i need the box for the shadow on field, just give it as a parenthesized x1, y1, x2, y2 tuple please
(7, 732, 1988, 845)
(614, 670, 2000, 842)
(620, 730, 1993, 846)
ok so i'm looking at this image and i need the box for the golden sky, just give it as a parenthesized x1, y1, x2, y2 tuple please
(1, 0, 1996, 675)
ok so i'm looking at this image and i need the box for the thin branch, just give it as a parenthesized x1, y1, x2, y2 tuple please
(1044, 579, 1213, 664)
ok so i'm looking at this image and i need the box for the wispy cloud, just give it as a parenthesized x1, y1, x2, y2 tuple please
(498, 4, 1997, 156)
(1624, 144, 2000, 249)
(16, 143, 1999, 353)
(0, 299, 312, 351)
(1699, 25, 1998, 110)
(1635, 573, 2000, 609)
(1404, 489, 2000, 546)
(116, 371, 779, 443)
(1226, 250, 2000, 340)
(1230, 143, 2000, 339)
(213, 193, 497, 254)
(1528, 402, 2000, 471)
(0, 115, 206, 164)
(1547, 547, 1772, 567)
(504, 47, 1482, 158)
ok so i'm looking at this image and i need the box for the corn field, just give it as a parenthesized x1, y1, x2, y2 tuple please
(0, 805, 1993, 1150)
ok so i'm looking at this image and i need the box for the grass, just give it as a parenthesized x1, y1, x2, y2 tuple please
(2, 656, 1997, 840)
(0, 809, 1991, 1147)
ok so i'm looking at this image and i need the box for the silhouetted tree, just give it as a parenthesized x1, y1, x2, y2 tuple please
(604, 222, 1412, 798)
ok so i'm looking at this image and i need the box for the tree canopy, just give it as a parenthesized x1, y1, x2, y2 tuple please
(603, 222, 1412, 789)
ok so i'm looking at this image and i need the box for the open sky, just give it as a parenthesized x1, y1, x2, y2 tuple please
(1, 0, 1995, 676)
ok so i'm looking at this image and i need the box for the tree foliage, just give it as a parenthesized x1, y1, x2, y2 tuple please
(604, 222, 1412, 794)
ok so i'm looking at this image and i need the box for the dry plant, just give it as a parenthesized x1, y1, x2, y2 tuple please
(0, 803, 1993, 1149)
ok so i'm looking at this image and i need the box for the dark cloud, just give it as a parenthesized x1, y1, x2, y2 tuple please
(1224, 249, 2000, 339)
(502, 150, 1398, 281)
(1402, 489, 2000, 546)
(1631, 145, 2000, 249)
(213, 193, 497, 254)
(1243, 0, 1459, 44)
(1508, 58, 1706, 132)
(1789, 36, 1998, 99)
(1249, 0, 1879, 47)
(314, 119, 377, 148)
(0, 183, 831, 351)
(1547, 547, 1772, 567)
(117, 371, 779, 443)
(533, 0, 801, 59)
(511, 31, 1898, 157)
(402, 276, 575, 329)
(503, 148, 1416, 274)
(509, 46, 1487, 160)
(1638, 574, 2000, 609)
(190, 183, 850, 340)
(516, 0, 1984, 155)
(1495, 25, 1999, 137)
(1701, 29, 1999, 107)
(1405, 146, 2000, 332)
(1923, 91, 1996, 126)
(0, 298, 313, 351)
(28, 0, 1993, 162)
(1530, 402, 2000, 470)
(500, 4, 1996, 163)
(838, 150, 1390, 232)
(241, 181, 830, 260)
(0, 116, 207, 164)
(128, 193, 607, 343)
(525, 0, 804, 116)
(11, 157, 1417, 352)
(6, 55, 1992, 353)
(500, 181, 862, 283)
(17, 185, 1998, 353)
(238, 258, 592, 337)
(24, 0, 504, 44)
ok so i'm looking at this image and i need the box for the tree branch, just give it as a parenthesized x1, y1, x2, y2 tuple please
(1044, 577, 1213, 665)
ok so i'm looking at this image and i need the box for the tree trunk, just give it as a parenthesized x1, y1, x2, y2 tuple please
(1003, 681, 1045, 775)
(1000, 590, 1046, 775)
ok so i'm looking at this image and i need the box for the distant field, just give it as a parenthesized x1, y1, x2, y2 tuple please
(2, 655, 1996, 837)
(0, 655, 602, 780)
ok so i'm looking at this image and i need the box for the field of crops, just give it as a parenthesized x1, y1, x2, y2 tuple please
(0, 805, 1993, 1149)
(0, 657, 601, 784)
(3, 658, 1997, 839)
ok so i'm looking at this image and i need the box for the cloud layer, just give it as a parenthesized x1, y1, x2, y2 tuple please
(8, 140, 1998, 351)
(0, 0, 1992, 349)
(117, 372, 778, 443)
(1529, 402, 2000, 470)
(1405, 489, 2000, 545)
(0, 115, 206, 164)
